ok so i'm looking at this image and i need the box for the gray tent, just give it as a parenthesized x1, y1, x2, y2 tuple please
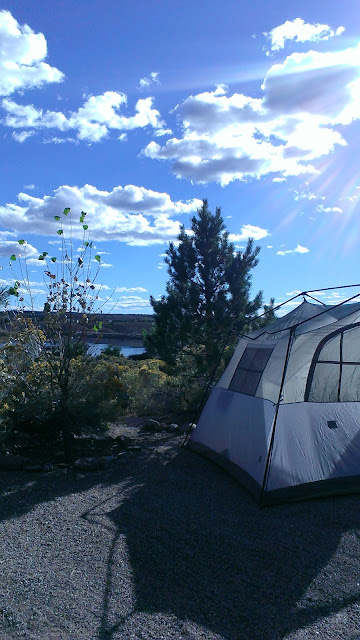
(189, 297, 360, 504)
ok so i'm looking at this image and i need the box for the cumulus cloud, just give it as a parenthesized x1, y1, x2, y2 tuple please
(138, 71, 159, 89)
(2, 91, 170, 142)
(228, 224, 269, 242)
(143, 40, 360, 185)
(276, 244, 309, 256)
(0, 10, 64, 96)
(0, 184, 202, 246)
(0, 239, 38, 258)
(264, 18, 345, 54)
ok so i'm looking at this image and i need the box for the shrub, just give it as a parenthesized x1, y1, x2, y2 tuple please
(1, 207, 116, 460)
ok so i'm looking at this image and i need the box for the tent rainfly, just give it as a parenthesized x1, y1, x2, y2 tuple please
(189, 296, 360, 505)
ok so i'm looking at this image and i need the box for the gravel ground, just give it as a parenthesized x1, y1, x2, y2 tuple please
(1, 426, 360, 640)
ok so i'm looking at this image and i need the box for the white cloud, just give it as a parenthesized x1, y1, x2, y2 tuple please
(264, 18, 345, 54)
(12, 129, 35, 143)
(143, 40, 360, 184)
(24, 183, 36, 190)
(0, 184, 202, 246)
(43, 137, 77, 144)
(294, 190, 322, 201)
(228, 224, 269, 242)
(273, 177, 286, 183)
(0, 239, 38, 258)
(138, 71, 159, 89)
(2, 91, 170, 142)
(115, 286, 147, 293)
(0, 10, 64, 96)
(276, 244, 309, 256)
(316, 205, 343, 213)
(105, 296, 151, 311)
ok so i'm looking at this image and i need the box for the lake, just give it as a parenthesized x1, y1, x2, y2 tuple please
(87, 343, 146, 357)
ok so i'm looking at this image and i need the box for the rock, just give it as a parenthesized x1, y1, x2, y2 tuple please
(128, 445, 141, 452)
(141, 419, 159, 432)
(114, 435, 131, 449)
(74, 457, 100, 472)
(168, 423, 179, 432)
(179, 422, 197, 433)
(55, 462, 70, 469)
(24, 464, 43, 473)
(99, 455, 115, 467)
(0, 455, 30, 471)
(42, 462, 54, 472)
(116, 452, 129, 464)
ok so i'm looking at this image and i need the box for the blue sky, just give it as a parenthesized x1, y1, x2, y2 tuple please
(1, 1, 360, 314)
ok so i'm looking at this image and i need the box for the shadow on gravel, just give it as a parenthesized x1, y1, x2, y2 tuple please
(2, 434, 360, 640)
(0, 432, 175, 525)
(95, 446, 360, 640)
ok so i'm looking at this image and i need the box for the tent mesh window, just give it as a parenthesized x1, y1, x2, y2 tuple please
(229, 345, 274, 396)
(306, 324, 360, 402)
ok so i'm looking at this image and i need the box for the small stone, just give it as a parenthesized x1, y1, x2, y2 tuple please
(141, 419, 159, 432)
(99, 455, 115, 467)
(74, 457, 100, 471)
(180, 422, 196, 433)
(0, 454, 30, 471)
(114, 435, 131, 449)
(116, 452, 129, 464)
(24, 464, 43, 473)
(168, 423, 179, 432)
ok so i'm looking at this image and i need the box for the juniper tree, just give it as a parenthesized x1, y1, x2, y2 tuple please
(145, 200, 265, 370)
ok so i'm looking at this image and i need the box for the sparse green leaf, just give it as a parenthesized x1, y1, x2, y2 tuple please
(10, 255, 16, 261)
(93, 320, 103, 332)
(51, 257, 57, 263)
(42, 251, 48, 257)
(83, 224, 88, 231)
(18, 239, 25, 245)
(95, 255, 101, 262)
(54, 216, 60, 221)
(63, 208, 70, 215)
(38, 254, 44, 260)
(57, 229, 63, 236)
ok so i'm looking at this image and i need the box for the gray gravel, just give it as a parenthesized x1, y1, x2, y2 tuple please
(1, 429, 360, 640)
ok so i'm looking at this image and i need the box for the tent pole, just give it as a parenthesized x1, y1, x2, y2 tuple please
(259, 327, 295, 508)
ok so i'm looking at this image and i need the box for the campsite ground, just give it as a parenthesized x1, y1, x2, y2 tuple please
(1, 423, 360, 640)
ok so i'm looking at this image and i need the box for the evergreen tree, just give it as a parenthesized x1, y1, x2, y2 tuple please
(145, 200, 265, 369)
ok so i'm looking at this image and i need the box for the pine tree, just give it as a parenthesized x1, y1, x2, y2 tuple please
(145, 200, 264, 369)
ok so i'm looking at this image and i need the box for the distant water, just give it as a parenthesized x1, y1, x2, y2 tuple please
(87, 343, 146, 357)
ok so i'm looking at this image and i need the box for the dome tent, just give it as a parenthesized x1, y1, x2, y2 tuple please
(189, 290, 360, 505)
